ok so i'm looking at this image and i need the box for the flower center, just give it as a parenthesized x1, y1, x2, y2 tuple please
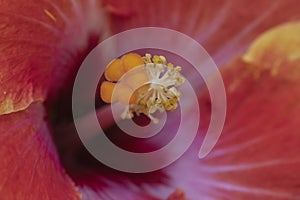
(100, 53, 185, 123)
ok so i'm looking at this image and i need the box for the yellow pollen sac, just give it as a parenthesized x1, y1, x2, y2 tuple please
(100, 53, 185, 123)
(100, 81, 117, 103)
(152, 55, 167, 64)
(104, 59, 125, 81)
(121, 53, 145, 72)
(163, 97, 179, 111)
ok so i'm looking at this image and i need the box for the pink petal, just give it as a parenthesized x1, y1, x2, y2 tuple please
(0, 103, 80, 199)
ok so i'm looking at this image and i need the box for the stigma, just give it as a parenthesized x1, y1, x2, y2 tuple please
(100, 53, 185, 123)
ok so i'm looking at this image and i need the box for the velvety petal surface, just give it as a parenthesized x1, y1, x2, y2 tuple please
(0, 103, 80, 199)
(192, 22, 300, 199)
(3, 0, 300, 199)
(0, 0, 105, 114)
(73, 1, 300, 199)
(104, 0, 300, 65)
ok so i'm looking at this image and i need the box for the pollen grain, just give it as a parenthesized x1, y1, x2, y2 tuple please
(44, 9, 57, 22)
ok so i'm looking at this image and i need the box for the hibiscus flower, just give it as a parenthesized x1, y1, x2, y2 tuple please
(1, 0, 300, 199)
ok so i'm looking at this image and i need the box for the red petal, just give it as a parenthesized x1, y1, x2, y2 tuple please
(0, 103, 80, 199)
(196, 22, 300, 199)
(76, 2, 300, 199)
(0, 0, 105, 114)
(77, 21, 300, 200)
(105, 0, 300, 65)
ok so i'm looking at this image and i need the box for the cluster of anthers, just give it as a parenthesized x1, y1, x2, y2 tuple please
(100, 53, 185, 123)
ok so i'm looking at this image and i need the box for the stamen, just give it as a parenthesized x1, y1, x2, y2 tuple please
(100, 53, 185, 123)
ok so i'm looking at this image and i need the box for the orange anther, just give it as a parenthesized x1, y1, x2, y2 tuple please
(116, 83, 137, 104)
(100, 81, 117, 103)
(104, 59, 125, 81)
(124, 70, 149, 90)
(121, 53, 144, 72)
